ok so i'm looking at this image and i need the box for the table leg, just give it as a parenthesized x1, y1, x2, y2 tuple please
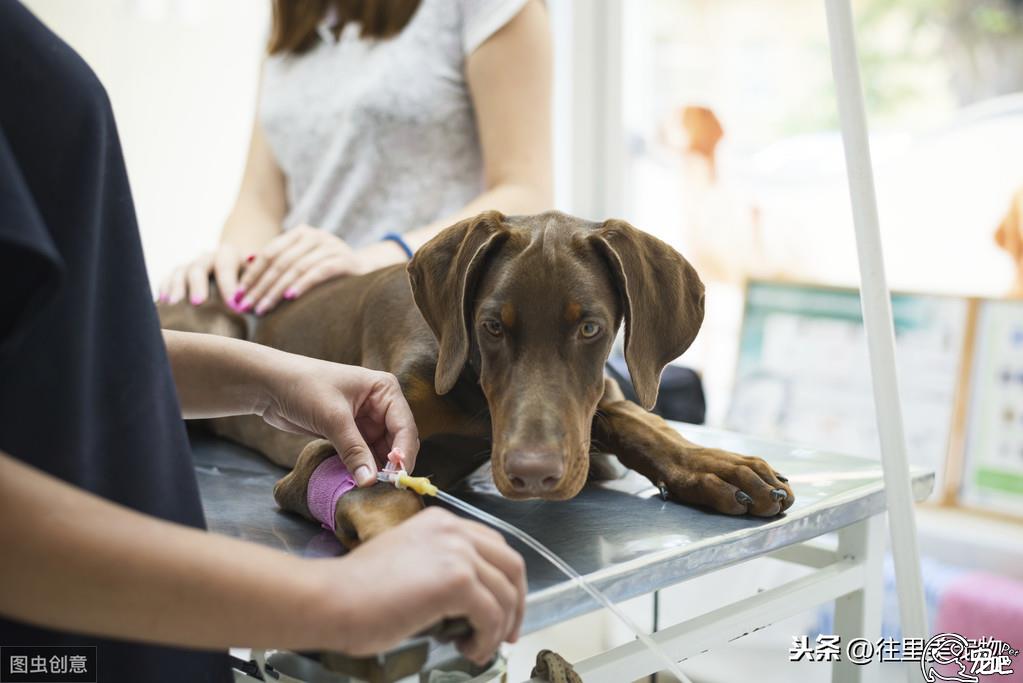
(824, 0, 930, 662)
(832, 515, 885, 683)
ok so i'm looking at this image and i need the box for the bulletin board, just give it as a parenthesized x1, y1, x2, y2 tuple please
(726, 280, 970, 504)
(959, 300, 1023, 517)
(726, 279, 1023, 518)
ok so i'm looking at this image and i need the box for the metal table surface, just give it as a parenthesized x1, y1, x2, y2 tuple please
(191, 423, 934, 636)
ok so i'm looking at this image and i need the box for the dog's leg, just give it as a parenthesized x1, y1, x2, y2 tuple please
(273, 439, 424, 548)
(157, 285, 247, 339)
(267, 360, 491, 545)
(273, 436, 491, 548)
(593, 380, 795, 516)
(272, 435, 492, 549)
(208, 415, 311, 469)
(160, 290, 313, 467)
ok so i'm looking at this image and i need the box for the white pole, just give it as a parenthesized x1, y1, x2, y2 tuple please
(823, 0, 929, 669)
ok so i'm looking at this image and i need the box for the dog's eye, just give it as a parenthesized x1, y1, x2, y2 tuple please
(482, 319, 503, 337)
(579, 322, 601, 339)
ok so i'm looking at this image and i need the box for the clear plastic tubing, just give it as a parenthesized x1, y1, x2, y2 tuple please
(434, 490, 694, 683)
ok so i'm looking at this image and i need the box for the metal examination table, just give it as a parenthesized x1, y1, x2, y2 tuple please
(192, 423, 933, 683)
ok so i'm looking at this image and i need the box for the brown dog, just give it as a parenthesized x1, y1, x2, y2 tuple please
(160, 211, 794, 546)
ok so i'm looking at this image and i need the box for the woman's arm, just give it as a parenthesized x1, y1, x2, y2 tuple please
(401, 0, 553, 251)
(163, 329, 418, 482)
(159, 106, 287, 305)
(0, 450, 323, 650)
(239, 0, 554, 310)
(0, 452, 524, 663)
(220, 119, 288, 255)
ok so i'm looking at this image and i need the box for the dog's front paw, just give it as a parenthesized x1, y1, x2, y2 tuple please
(273, 439, 424, 548)
(334, 485, 423, 547)
(273, 439, 336, 517)
(659, 448, 794, 517)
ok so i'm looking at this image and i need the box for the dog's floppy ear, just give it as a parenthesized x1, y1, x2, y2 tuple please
(407, 211, 509, 394)
(590, 219, 705, 410)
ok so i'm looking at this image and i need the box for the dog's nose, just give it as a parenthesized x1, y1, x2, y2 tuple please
(504, 451, 564, 495)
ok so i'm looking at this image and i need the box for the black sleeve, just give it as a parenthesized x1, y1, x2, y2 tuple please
(0, 126, 63, 355)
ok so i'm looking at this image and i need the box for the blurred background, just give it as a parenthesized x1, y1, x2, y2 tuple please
(25, 0, 1023, 680)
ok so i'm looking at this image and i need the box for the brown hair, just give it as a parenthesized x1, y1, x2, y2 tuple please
(268, 0, 422, 55)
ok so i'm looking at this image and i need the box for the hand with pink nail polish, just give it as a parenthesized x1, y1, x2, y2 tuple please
(235, 226, 357, 317)
(235, 225, 408, 317)
(157, 243, 249, 308)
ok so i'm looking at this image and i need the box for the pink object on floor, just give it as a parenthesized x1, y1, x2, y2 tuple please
(934, 571, 1023, 681)
(306, 455, 357, 532)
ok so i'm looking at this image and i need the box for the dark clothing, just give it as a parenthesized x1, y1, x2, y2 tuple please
(0, 3, 230, 681)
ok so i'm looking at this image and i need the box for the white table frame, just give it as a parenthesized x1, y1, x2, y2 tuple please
(544, 515, 885, 683)
(824, 0, 927, 660)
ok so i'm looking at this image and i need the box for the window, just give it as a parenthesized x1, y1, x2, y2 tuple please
(615, 0, 1023, 295)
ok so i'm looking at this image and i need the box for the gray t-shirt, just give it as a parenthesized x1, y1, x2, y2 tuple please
(260, 0, 528, 246)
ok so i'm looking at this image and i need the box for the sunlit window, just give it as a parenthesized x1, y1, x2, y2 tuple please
(621, 0, 1023, 295)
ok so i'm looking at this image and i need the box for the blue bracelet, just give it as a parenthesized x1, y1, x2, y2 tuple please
(381, 232, 414, 260)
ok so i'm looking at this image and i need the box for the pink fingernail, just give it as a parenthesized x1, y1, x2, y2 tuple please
(255, 300, 270, 316)
(190, 295, 204, 306)
(283, 287, 297, 300)
(239, 297, 255, 313)
(231, 287, 246, 304)
(354, 465, 373, 487)
(246, 254, 255, 263)
(158, 294, 169, 303)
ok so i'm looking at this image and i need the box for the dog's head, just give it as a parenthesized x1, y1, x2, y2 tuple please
(408, 210, 705, 500)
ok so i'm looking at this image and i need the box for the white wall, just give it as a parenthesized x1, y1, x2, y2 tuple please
(22, 0, 269, 290)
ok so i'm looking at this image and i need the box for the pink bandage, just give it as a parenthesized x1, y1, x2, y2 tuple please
(306, 456, 358, 532)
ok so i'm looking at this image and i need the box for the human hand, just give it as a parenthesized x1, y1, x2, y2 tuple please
(231, 226, 407, 316)
(317, 507, 526, 665)
(256, 353, 419, 485)
(157, 243, 246, 306)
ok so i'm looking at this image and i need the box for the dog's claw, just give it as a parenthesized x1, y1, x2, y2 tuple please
(657, 481, 669, 501)
(771, 488, 787, 501)
(735, 491, 753, 506)
(774, 472, 789, 483)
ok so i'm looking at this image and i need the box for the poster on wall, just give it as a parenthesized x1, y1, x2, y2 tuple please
(961, 299, 1023, 516)
(726, 281, 969, 499)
